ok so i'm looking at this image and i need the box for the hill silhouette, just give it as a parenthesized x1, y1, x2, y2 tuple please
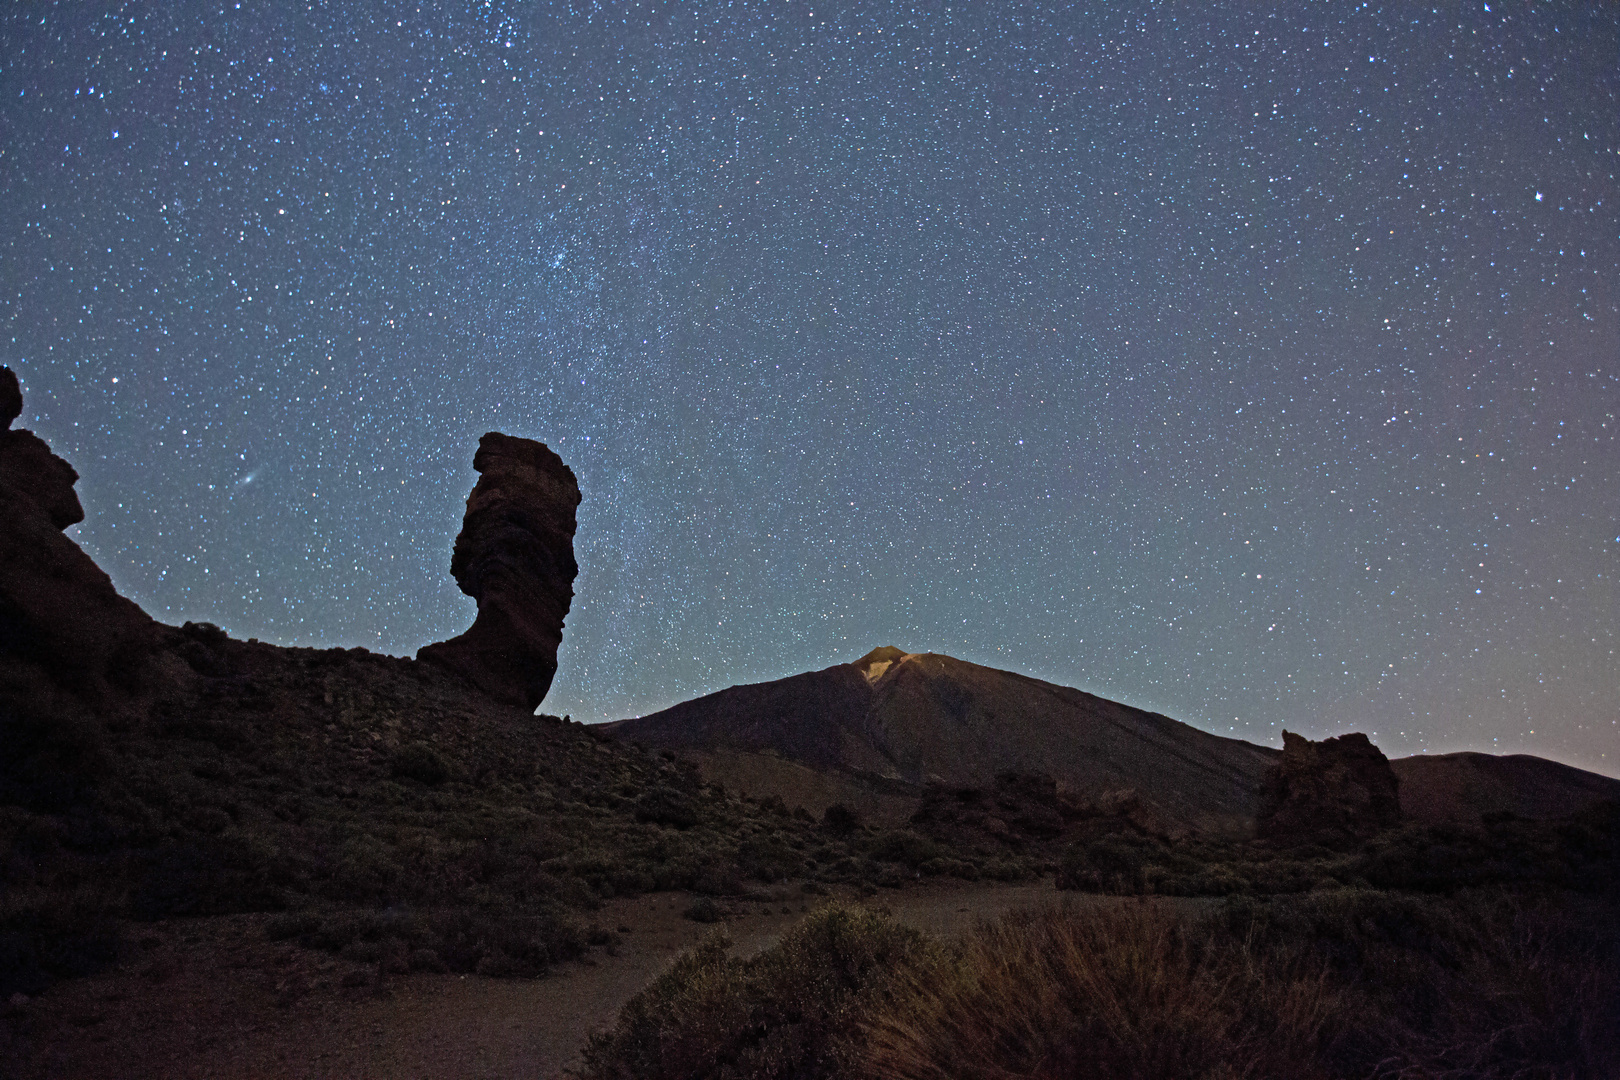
(606, 646, 1620, 835)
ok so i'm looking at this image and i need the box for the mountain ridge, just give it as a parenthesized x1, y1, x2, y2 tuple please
(605, 646, 1620, 835)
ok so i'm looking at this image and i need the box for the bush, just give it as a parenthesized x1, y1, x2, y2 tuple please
(635, 787, 699, 829)
(868, 830, 942, 869)
(822, 804, 860, 837)
(391, 742, 449, 786)
(1056, 833, 1163, 893)
(582, 893, 1619, 1080)
(683, 896, 724, 924)
(580, 903, 932, 1080)
(859, 892, 1619, 1080)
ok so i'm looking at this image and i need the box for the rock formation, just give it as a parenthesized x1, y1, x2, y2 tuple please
(418, 432, 581, 710)
(1257, 730, 1402, 847)
(0, 367, 163, 706)
(0, 367, 84, 531)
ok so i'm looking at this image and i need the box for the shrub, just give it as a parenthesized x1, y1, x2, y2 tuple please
(391, 742, 449, 786)
(857, 892, 1620, 1080)
(583, 893, 1619, 1080)
(580, 903, 932, 1080)
(822, 803, 860, 836)
(736, 834, 803, 883)
(868, 830, 941, 869)
(683, 896, 724, 924)
(1056, 833, 1163, 893)
(635, 787, 699, 829)
(857, 898, 1341, 1080)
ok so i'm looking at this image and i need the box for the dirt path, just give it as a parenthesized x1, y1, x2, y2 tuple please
(9, 879, 1060, 1079)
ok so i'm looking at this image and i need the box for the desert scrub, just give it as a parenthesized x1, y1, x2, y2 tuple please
(682, 896, 724, 923)
(1215, 889, 1620, 1079)
(581, 893, 1618, 1080)
(579, 902, 933, 1080)
(855, 892, 1619, 1080)
(268, 903, 589, 976)
(390, 742, 450, 786)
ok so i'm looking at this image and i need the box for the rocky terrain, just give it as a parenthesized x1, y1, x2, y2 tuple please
(1257, 730, 1403, 848)
(3, 364, 1617, 1078)
(0, 367, 895, 1008)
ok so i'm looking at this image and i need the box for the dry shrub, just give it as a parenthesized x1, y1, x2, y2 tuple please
(857, 898, 1337, 1080)
(578, 902, 931, 1080)
(578, 893, 1615, 1080)
(856, 892, 1619, 1080)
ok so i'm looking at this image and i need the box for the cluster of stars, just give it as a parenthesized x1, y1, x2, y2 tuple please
(0, 2, 1613, 773)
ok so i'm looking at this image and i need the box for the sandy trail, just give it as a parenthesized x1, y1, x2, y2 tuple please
(9, 879, 1059, 1079)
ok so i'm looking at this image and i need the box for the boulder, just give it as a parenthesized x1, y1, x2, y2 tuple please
(417, 432, 580, 709)
(1257, 730, 1402, 847)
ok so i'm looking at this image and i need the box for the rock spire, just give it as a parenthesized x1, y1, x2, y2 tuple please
(417, 432, 580, 710)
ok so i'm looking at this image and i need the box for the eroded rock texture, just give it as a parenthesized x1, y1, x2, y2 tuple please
(1257, 730, 1402, 847)
(418, 432, 580, 709)
(0, 367, 163, 706)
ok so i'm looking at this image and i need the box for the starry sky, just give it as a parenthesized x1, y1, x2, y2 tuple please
(2, 2, 1615, 775)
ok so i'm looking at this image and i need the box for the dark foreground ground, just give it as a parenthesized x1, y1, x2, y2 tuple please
(4, 878, 1054, 1079)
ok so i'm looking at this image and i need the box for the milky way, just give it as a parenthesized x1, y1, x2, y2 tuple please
(2, 2, 1615, 773)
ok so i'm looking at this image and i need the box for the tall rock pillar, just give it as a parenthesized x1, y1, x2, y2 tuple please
(418, 432, 580, 710)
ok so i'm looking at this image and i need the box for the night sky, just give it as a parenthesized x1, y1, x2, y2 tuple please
(2, 2, 1615, 775)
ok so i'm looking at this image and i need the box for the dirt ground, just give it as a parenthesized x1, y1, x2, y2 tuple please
(7, 878, 1063, 1079)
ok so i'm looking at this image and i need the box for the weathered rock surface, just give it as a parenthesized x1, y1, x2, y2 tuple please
(0, 367, 163, 707)
(417, 432, 581, 710)
(1257, 730, 1402, 847)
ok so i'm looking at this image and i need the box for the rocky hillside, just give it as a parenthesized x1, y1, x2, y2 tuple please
(0, 368, 867, 996)
(607, 646, 1281, 835)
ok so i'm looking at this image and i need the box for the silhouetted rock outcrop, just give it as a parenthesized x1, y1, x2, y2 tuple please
(1257, 731, 1402, 848)
(418, 432, 580, 710)
(0, 367, 163, 706)
(0, 365, 23, 429)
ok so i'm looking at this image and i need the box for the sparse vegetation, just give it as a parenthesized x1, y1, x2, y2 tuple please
(1055, 799, 1620, 898)
(1, 667, 1070, 996)
(579, 892, 1620, 1080)
(0, 660, 914, 996)
(390, 741, 450, 785)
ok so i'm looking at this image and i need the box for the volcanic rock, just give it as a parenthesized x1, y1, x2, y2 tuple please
(1, 365, 22, 428)
(0, 367, 162, 705)
(417, 432, 580, 709)
(1257, 730, 1402, 848)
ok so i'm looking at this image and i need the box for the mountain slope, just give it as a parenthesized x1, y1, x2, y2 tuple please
(1392, 752, 1620, 825)
(606, 648, 1280, 833)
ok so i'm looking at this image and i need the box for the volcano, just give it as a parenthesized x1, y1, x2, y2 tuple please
(604, 646, 1620, 835)
(605, 647, 1279, 834)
